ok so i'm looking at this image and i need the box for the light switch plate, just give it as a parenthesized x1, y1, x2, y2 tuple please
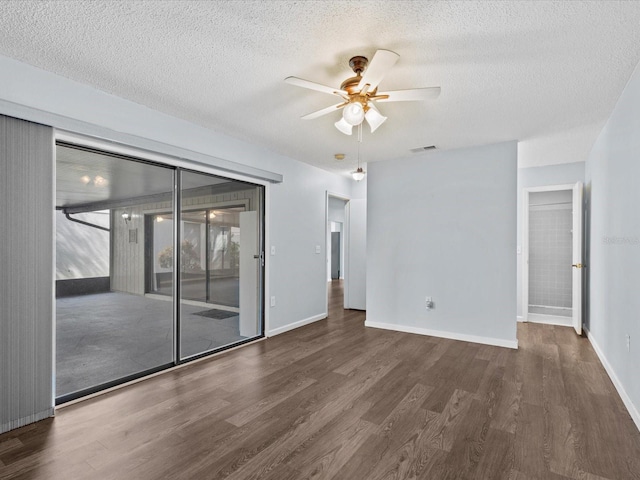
(315, 245, 321, 254)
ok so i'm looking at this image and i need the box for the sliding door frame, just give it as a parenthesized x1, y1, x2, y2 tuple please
(53, 133, 268, 403)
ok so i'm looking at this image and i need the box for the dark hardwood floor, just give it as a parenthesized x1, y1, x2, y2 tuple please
(1, 280, 640, 479)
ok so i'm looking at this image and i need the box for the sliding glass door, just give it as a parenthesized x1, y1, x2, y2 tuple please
(55, 145, 175, 401)
(55, 144, 265, 403)
(179, 171, 263, 360)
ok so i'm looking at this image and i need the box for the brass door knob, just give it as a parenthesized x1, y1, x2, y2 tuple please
(572, 263, 583, 268)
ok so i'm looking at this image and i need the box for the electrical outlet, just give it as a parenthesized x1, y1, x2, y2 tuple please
(271, 296, 276, 307)
(627, 334, 631, 352)
(425, 296, 434, 310)
(270, 246, 276, 255)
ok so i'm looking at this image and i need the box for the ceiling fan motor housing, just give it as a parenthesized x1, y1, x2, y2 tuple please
(348, 56, 368, 74)
(342, 56, 377, 104)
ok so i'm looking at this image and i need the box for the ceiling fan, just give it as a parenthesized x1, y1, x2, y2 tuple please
(285, 49, 440, 135)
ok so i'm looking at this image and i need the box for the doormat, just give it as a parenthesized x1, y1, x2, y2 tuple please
(193, 309, 238, 320)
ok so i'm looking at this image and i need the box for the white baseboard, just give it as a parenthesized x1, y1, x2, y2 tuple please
(517, 316, 524, 322)
(584, 327, 640, 433)
(267, 313, 327, 337)
(364, 320, 518, 349)
(526, 313, 572, 327)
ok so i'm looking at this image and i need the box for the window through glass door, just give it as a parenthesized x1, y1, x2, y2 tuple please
(179, 171, 263, 360)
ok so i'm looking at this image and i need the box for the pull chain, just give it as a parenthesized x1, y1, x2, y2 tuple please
(357, 123, 362, 169)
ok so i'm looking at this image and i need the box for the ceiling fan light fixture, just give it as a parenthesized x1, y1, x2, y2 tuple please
(342, 101, 365, 126)
(352, 167, 366, 182)
(334, 117, 353, 135)
(365, 107, 387, 133)
(286, 49, 441, 140)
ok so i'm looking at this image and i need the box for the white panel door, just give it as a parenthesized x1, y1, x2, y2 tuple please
(572, 181, 584, 335)
(239, 211, 259, 337)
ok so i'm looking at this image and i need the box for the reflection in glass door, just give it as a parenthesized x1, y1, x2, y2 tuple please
(179, 171, 263, 360)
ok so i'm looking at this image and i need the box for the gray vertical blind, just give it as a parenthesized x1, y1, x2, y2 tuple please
(0, 115, 54, 433)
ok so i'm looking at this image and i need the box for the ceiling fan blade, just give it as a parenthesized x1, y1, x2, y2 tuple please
(285, 76, 348, 97)
(301, 102, 348, 120)
(357, 49, 400, 91)
(374, 87, 441, 102)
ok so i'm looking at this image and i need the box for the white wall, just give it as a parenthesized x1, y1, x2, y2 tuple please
(366, 142, 518, 348)
(268, 161, 352, 333)
(516, 162, 585, 317)
(328, 197, 346, 223)
(346, 199, 366, 310)
(340, 179, 366, 309)
(351, 176, 367, 200)
(518, 123, 603, 168)
(585, 60, 640, 430)
(0, 54, 353, 338)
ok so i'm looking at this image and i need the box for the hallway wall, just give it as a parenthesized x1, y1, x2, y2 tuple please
(585, 59, 640, 429)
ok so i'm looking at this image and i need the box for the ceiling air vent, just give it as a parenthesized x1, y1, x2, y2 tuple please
(410, 146, 436, 153)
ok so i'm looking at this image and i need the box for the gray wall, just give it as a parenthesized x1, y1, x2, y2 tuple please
(585, 60, 640, 427)
(516, 162, 585, 317)
(0, 115, 54, 433)
(366, 142, 518, 347)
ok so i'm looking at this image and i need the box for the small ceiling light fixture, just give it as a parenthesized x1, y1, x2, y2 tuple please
(352, 124, 366, 182)
(93, 175, 108, 187)
(334, 153, 345, 160)
(352, 167, 365, 182)
(122, 212, 131, 223)
(209, 211, 217, 219)
(156, 215, 164, 223)
(80, 174, 108, 187)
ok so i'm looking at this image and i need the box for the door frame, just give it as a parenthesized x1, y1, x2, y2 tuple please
(325, 191, 350, 312)
(53, 132, 270, 403)
(522, 183, 576, 325)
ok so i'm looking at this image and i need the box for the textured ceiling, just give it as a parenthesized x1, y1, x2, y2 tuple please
(2, 1, 640, 175)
